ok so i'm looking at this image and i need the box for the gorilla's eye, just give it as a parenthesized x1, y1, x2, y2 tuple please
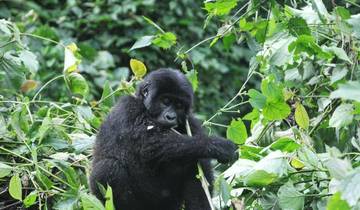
(161, 97, 171, 106)
(175, 102, 183, 109)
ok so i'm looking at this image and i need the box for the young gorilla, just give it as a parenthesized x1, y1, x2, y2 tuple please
(90, 69, 238, 210)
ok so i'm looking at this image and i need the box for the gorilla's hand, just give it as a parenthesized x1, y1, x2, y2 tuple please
(209, 139, 238, 164)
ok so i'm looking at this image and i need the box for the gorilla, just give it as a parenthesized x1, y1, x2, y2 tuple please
(90, 68, 238, 210)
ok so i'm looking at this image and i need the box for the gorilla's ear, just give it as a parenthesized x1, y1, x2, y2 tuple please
(142, 84, 149, 98)
(136, 82, 149, 99)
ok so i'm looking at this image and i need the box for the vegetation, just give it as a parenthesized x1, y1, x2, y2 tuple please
(1, 0, 360, 209)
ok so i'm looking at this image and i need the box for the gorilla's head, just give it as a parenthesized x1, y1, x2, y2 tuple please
(136, 68, 193, 128)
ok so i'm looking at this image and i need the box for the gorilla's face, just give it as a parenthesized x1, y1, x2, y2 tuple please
(152, 94, 187, 127)
(138, 69, 193, 128)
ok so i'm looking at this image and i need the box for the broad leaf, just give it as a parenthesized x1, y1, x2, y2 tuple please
(130, 59, 147, 79)
(185, 69, 198, 91)
(278, 182, 304, 210)
(330, 81, 360, 102)
(329, 103, 354, 128)
(295, 102, 309, 129)
(67, 73, 89, 97)
(204, 0, 238, 16)
(129, 35, 155, 51)
(270, 137, 300, 152)
(288, 17, 311, 37)
(9, 174, 22, 200)
(244, 170, 278, 187)
(327, 192, 351, 210)
(81, 192, 105, 210)
(0, 162, 12, 178)
(226, 118, 247, 144)
(263, 101, 291, 121)
(23, 191, 38, 208)
(248, 89, 266, 109)
(152, 32, 177, 49)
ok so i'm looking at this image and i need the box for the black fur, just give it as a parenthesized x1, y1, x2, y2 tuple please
(90, 69, 237, 210)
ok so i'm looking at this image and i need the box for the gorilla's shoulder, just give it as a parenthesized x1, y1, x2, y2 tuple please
(112, 95, 144, 116)
(104, 95, 146, 127)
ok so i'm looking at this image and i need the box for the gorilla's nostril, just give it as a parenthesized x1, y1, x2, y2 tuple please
(165, 113, 176, 121)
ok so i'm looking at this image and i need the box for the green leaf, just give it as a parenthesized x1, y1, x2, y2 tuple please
(226, 118, 247, 144)
(204, 0, 238, 16)
(263, 101, 291, 121)
(330, 67, 348, 84)
(81, 192, 105, 210)
(288, 35, 332, 59)
(248, 89, 266, 109)
(261, 76, 283, 101)
(278, 182, 304, 210)
(287, 17, 311, 37)
(327, 192, 351, 210)
(334, 6, 351, 20)
(239, 145, 264, 161)
(323, 46, 352, 63)
(37, 116, 51, 144)
(36, 169, 53, 190)
(129, 35, 155, 51)
(19, 50, 39, 74)
(330, 81, 360, 102)
(152, 32, 177, 49)
(223, 33, 236, 50)
(0, 162, 12, 178)
(67, 73, 89, 97)
(329, 103, 354, 128)
(9, 174, 22, 201)
(185, 69, 198, 91)
(23, 191, 37, 208)
(244, 170, 278, 187)
(270, 137, 300, 152)
(100, 81, 115, 107)
(219, 175, 231, 204)
(130, 59, 147, 79)
(295, 102, 309, 129)
(105, 185, 115, 210)
(243, 109, 260, 121)
(49, 160, 80, 189)
(254, 151, 289, 176)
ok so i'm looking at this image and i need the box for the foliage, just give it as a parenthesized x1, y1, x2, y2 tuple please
(1, 0, 360, 210)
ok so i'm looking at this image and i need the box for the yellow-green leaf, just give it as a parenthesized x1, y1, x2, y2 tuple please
(105, 185, 115, 210)
(9, 174, 22, 201)
(64, 43, 81, 73)
(130, 59, 147, 79)
(290, 158, 305, 170)
(66, 43, 78, 53)
(295, 102, 309, 129)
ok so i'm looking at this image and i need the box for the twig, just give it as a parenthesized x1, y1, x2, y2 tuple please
(0, 201, 22, 210)
(185, 119, 215, 210)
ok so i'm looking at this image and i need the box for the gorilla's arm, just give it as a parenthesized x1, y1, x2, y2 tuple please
(140, 130, 236, 164)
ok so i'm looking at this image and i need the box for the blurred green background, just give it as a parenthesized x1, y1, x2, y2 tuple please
(0, 0, 253, 126)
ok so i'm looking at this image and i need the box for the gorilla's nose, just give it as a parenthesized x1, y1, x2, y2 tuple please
(165, 112, 177, 122)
